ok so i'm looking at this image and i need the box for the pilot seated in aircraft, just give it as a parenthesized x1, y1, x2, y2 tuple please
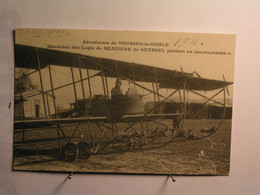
(111, 78, 124, 99)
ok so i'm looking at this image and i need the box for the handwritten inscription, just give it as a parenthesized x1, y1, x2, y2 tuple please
(173, 38, 203, 47)
(17, 29, 68, 38)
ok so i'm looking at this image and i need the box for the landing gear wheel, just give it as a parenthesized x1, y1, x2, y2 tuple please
(77, 142, 91, 159)
(62, 143, 79, 162)
(119, 136, 133, 151)
(132, 143, 142, 150)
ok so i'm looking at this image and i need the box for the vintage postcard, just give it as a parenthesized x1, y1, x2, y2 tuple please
(13, 28, 235, 175)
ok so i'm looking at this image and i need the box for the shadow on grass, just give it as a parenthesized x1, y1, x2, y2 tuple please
(13, 147, 63, 167)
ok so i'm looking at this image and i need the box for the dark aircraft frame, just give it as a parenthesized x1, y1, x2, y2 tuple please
(14, 44, 232, 162)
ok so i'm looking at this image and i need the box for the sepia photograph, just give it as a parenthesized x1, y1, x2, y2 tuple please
(13, 28, 235, 175)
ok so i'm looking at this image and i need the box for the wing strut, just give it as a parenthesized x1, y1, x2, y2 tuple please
(78, 54, 87, 116)
(99, 59, 107, 97)
(154, 68, 161, 113)
(87, 68, 92, 97)
(36, 48, 47, 118)
(70, 65, 78, 107)
(48, 65, 57, 116)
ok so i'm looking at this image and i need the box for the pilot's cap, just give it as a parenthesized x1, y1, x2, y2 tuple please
(116, 78, 122, 85)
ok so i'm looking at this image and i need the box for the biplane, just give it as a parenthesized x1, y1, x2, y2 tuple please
(14, 44, 233, 162)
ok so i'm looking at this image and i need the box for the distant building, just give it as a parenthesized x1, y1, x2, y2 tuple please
(14, 90, 56, 120)
(144, 101, 232, 119)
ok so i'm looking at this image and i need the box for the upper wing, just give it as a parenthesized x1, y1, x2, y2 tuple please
(15, 44, 232, 91)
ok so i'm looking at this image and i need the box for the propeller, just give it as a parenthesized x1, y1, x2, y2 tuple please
(222, 75, 230, 95)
